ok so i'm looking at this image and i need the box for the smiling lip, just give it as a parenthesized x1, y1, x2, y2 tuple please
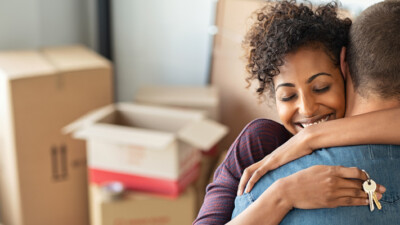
(296, 114, 333, 128)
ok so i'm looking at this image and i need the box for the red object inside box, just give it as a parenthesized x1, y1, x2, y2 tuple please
(89, 163, 200, 198)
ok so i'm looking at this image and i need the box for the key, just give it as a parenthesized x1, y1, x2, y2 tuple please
(363, 179, 377, 212)
(372, 192, 382, 210)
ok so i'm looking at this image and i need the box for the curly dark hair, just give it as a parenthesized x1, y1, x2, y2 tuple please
(244, 0, 351, 97)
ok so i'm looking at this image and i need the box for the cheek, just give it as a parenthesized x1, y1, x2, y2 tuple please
(275, 101, 297, 134)
(325, 86, 346, 118)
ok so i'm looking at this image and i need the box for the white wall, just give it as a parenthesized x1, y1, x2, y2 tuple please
(0, 0, 92, 50)
(112, 0, 218, 101)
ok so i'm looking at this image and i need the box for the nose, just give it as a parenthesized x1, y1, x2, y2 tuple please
(297, 93, 318, 117)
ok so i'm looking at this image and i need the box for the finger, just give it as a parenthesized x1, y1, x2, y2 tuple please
(332, 166, 367, 180)
(334, 178, 386, 198)
(244, 166, 268, 193)
(334, 197, 369, 207)
(333, 177, 364, 189)
(238, 169, 252, 196)
(238, 164, 259, 196)
(376, 184, 386, 194)
(333, 188, 368, 199)
(375, 192, 383, 200)
(335, 167, 387, 193)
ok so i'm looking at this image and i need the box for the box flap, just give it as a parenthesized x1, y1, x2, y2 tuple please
(62, 104, 116, 135)
(134, 85, 219, 107)
(74, 123, 174, 149)
(177, 118, 228, 151)
(41, 45, 111, 72)
(0, 50, 55, 80)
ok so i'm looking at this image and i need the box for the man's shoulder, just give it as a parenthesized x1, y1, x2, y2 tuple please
(322, 144, 400, 160)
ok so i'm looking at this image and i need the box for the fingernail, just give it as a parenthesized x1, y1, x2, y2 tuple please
(376, 192, 382, 199)
(237, 191, 241, 196)
(379, 185, 386, 192)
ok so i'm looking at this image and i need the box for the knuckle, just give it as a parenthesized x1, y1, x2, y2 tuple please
(327, 166, 336, 175)
(243, 168, 251, 175)
(334, 165, 344, 173)
(325, 176, 335, 186)
(254, 169, 263, 177)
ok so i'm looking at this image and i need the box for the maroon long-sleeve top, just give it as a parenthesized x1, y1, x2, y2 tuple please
(193, 119, 292, 224)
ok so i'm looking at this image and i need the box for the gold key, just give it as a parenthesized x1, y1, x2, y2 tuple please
(372, 192, 382, 210)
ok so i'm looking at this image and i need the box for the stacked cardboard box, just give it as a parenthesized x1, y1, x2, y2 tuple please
(0, 45, 113, 225)
(64, 103, 228, 198)
(89, 184, 197, 225)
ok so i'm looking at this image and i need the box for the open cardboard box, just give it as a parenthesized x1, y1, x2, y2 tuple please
(134, 85, 220, 121)
(64, 103, 228, 197)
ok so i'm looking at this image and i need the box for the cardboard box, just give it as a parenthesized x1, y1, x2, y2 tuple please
(133, 86, 227, 206)
(211, 0, 281, 150)
(0, 45, 113, 225)
(134, 85, 220, 121)
(194, 154, 219, 211)
(64, 103, 228, 197)
(89, 184, 197, 225)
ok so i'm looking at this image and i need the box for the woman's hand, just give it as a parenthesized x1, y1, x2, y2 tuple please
(238, 129, 313, 195)
(271, 165, 386, 209)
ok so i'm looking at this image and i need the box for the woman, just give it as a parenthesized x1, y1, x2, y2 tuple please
(193, 1, 399, 224)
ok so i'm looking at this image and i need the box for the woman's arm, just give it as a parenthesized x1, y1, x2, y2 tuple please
(238, 107, 400, 195)
(306, 107, 400, 148)
(229, 165, 384, 225)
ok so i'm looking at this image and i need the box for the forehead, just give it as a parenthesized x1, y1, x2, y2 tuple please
(274, 47, 338, 84)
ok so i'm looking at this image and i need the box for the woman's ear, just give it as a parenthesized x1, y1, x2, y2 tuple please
(340, 47, 349, 80)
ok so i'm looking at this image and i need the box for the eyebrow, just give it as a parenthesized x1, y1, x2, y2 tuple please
(275, 72, 332, 91)
(307, 72, 332, 83)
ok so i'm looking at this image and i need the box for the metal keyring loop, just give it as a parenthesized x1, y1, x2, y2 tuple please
(361, 169, 371, 184)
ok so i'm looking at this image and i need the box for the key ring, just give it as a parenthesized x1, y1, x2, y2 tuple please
(361, 169, 371, 184)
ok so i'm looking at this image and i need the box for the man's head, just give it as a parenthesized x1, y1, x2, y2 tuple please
(346, 0, 400, 101)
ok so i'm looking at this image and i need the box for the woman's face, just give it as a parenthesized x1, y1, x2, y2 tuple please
(273, 47, 346, 135)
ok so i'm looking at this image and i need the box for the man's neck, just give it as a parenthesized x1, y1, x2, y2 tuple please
(345, 93, 400, 117)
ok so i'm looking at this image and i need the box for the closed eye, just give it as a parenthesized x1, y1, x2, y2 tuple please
(314, 86, 330, 93)
(280, 94, 297, 102)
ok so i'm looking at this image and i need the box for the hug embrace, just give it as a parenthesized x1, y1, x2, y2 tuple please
(194, 0, 400, 224)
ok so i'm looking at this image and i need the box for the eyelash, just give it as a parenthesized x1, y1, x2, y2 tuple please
(314, 85, 330, 93)
(280, 95, 296, 102)
(279, 85, 331, 102)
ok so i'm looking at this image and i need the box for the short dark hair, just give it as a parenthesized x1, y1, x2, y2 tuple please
(347, 0, 400, 99)
(244, 0, 351, 97)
